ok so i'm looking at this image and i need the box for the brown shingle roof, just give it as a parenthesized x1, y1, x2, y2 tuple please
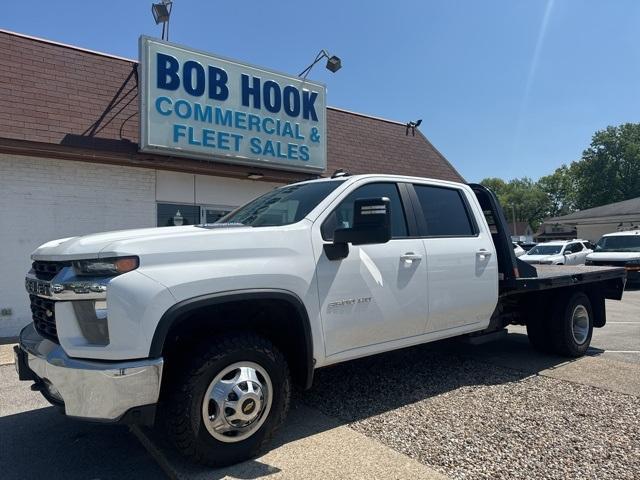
(0, 29, 463, 183)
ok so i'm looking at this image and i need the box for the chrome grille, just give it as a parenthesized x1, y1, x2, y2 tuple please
(30, 294, 58, 343)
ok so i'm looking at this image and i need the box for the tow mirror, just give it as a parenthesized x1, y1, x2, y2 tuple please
(324, 197, 392, 261)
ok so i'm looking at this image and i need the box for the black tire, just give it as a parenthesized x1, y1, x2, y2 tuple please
(159, 333, 291, 467)
(549, 292, 593, 357)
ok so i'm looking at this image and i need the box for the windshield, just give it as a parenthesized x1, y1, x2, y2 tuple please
(527, 245, 563, 255)
(596, 235, 640, 252)
(218, 180, 345, 227)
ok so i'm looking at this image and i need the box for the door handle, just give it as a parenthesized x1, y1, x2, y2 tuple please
(476, 249, 491, 260)
(401, 252, 422, 262)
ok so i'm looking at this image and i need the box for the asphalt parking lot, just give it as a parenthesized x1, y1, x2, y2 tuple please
(0, 290, 638, 480)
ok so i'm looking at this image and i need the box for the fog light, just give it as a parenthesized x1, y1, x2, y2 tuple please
(73, 300, 110, 345)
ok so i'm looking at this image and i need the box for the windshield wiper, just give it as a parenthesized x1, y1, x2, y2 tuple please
(196, 222, 248, 229)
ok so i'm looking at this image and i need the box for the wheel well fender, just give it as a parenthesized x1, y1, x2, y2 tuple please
(150, 289, 315, 389)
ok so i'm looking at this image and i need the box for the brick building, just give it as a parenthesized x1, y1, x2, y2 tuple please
(0, 30, 463, 336)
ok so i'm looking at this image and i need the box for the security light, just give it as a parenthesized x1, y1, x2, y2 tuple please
(406, 119, 422, 136)
(299, 49, 342, 79)
(326, 55, 342, 73)
(152, 1, 173, 40)
(152, 2, 171, 24)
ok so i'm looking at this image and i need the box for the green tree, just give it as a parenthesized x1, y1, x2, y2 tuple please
(571, 123, 640, 209)
(480, 177, 551, 230)
(479, 177, 508, 198)
(538, 165, 576, 217)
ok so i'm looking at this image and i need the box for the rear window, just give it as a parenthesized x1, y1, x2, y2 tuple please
(413, 185, 475, 237)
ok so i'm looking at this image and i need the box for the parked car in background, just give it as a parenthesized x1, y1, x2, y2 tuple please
(586, 230, 640, 284)
(518, 242, 537, 252)
(512, 242, 526, 257)
(520, 240, 593, 265)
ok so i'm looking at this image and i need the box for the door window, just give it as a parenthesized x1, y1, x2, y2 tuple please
(413, 185, 476, 237)
(321, 182, 407, 240)
(567, 243, 583, 253)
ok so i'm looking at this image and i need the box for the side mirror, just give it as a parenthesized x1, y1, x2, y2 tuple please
(324, 197, 392, 260)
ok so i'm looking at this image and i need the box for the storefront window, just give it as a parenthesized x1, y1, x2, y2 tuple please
(157, 204, 201, 227)
(157, 204, 233, 226)
(203, 207, 232, 224)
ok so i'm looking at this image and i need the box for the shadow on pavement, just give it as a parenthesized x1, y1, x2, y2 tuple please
(0, 406, 165, 480)
(139, 332, 584, 478)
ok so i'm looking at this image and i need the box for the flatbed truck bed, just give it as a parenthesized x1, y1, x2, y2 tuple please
(469, 184, 626, 355)
(504, 264, 626, 295)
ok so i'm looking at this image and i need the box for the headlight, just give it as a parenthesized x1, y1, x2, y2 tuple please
(626, 259, 640, 265)
(73, 256, 139, 276)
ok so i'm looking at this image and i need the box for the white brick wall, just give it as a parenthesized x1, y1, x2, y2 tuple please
(0, 154, 157, 337)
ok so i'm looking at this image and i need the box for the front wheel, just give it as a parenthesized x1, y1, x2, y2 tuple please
(160, 333, 291, 467)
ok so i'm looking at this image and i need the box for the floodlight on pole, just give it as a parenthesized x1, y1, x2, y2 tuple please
(298, 49, 342, 80)
(405, 119, 422, 136)
(152, 0, 173, 41)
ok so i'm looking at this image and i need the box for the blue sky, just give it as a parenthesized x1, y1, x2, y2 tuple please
(3, 1, 639, 182)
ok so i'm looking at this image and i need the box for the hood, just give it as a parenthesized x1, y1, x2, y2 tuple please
(31, 225, 254, 261)
(587, 251, 640, 262)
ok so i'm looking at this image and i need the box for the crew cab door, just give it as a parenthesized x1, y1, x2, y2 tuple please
(312, 181, 429, 357)
(408, 182, 498, 333)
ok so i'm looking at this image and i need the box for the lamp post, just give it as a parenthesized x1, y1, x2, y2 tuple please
(298, 49, 342, 80)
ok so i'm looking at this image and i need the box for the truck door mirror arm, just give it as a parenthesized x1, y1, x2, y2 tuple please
(323, 197, 392, 261)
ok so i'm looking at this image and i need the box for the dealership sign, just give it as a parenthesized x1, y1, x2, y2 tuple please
(139, 36, 327, 173)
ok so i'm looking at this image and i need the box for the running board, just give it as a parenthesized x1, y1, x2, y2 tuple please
(459, 328, 508, 345)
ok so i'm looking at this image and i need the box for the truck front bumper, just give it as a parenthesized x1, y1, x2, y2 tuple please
(16, 323, 163, 422)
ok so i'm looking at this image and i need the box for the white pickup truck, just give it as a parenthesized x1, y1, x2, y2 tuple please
(15, 173, 626, 466)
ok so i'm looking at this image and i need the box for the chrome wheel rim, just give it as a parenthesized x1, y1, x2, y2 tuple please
(202, 362, 272, 443)
(571, 304, 590, 345)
